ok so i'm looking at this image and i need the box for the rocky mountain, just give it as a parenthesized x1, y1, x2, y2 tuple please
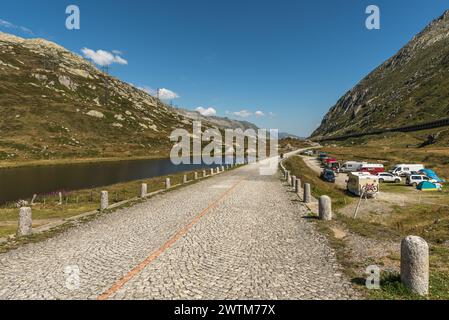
(312, 10, 449, 139)
(278, 132, 304, 140)
(0, 32, 256, 163)
(175, 108, 259, 131)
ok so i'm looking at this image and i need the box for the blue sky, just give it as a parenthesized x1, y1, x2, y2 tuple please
(1, 0, 448, 136)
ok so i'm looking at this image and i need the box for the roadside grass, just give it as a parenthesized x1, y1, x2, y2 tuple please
(0, 168, 216, 240)
(284, 155, 353, 210)
(284, 155, 449, 300)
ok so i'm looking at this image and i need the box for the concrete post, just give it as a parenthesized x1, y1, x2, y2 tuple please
(17, 207, 32, 237)
(194, 172, 198, 180)
(216, 167, 220, 174)
(295, 178, 301, 194)
(140, 183, 148, 198)
(401, 236, 429, 296)
(304, 183, 311, 204)
(166, 178, 171, 189)
(319, 196, 332, 221)
(183, 175, 188, 184)
(203, 170, 207, 178)
(292, 175, 297, 189)
(287, 171, 291, 183)
(100, 191, 108, 211)
(210, 168, 214, 176)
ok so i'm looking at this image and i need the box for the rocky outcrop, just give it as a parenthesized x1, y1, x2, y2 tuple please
(312, 10, 449, 139)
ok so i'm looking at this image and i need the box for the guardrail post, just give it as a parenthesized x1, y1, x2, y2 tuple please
(203, 170, 207, 178)
(210, 168, 214, 176)
(183, 175, 188, 184)
(401, 236, 429, 296)
(216, 167, 220, 174)
(303, 183, 311, 204)
(286, 171, 291, 183)
(17, 207, 32, 237)
(319, 196, 332, 221)
(140, 183, 148, 198)
(221, 166, 225, 172)
(194, 172, 198, 180)
(166, 178, 171, 189)
(292, 175, 297, 189)
(100, 191, 108, 211)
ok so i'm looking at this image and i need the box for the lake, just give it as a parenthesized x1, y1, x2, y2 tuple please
(0, 158, 236, 205)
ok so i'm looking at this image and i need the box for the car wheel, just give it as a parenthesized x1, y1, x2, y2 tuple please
(379, 179, 384, 183)
(395, 179, 401, 183)
(412, 183, 417, 187)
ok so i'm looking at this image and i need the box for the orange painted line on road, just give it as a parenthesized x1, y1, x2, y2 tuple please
(97, 178, 245, 300)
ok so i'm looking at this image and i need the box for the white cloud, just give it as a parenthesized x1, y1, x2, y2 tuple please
(157, 88, 179, 100)
(137, 86, 179, 100)
(0, 18, 33, 34)
(255, 111, 265, 117)
(268, 112, 275, 117)
(232, 110, 252, 118)
(112, 50, 123, 55)
(196, 107, 217, 117)
(81, 48, 128, 67)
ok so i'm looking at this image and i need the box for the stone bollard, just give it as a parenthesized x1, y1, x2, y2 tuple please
(211, 168, 214, 176)
(303, 183, 311, 204)
(292, 175, 297, 189)
(140, 183, 148, 198)
(203, 170, 207, 178)
(216, 167, 220, 174)
(286, 171, 291, 182)
(194, 172, 199, 180)
(183, 175, 188, 184)
(319, 196, 332, 221)
(166, 178, 171, 189)
(100, 191, 109, 211)
(17, 207, 32, 237)
(295, 178, 301, 194)
(401, 236, 429, 296)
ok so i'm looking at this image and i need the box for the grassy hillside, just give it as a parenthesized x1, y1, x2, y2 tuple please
(0, 32, 256, 166)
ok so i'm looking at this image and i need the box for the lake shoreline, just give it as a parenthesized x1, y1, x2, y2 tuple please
(0, 154, 171, 170)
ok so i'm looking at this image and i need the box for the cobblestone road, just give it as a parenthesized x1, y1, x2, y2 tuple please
(0, 162, 358, 300)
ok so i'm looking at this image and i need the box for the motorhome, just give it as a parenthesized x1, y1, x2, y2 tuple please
(347, 172, 379, 197)
(359, 163, 385, 174)
(340, 161, 365, 173)
(390, 164, 425, 177)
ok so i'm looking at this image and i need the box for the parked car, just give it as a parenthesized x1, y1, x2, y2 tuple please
(321, 169, 336, 183)
(340, 161, 365, 173)
(359, 163, 385, 175)
(390, 164, 424, 177)
(406, 174, 430, 187)
(327, 161, 341, 172)
(377, 172, 401, 183)
(318, 153, 327, 161)
(302, 150, 314, 156)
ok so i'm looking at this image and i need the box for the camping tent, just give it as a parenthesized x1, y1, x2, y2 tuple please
(417, 181, 441, 191)
(419, 169, 445, 183)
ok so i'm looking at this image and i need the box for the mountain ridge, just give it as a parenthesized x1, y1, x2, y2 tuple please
(311, 10, 449, 139)
(0, 31, 258, 163)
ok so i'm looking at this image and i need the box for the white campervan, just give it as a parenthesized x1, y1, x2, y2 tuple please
(390, 164, 424, 177)
(340, 161, 365, 173)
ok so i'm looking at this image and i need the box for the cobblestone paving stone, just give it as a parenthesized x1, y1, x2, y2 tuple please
(0, 162, 359, 300)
